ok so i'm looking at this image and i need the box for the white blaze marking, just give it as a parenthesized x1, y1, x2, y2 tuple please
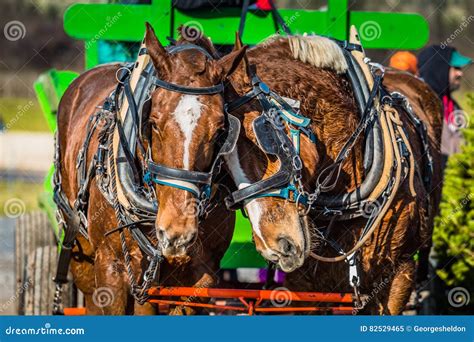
(224, 149, 270, 250)
(172, 95, 203, 170)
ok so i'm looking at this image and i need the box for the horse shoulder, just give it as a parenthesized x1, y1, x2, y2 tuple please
(57, 63, 121, 201)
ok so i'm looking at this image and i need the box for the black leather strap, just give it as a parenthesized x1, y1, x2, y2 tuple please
(152, 77, 224, 95)
(238, 0, 291, 40)
(269, 0, 291, 35)
(167, 44, 216, 59)
(225, 75, 268, 113)
(225, 88, 259, 113)
(54, 246, 73, 284)
(115, 112, 141, 184)
(227, 170, 292, 208)
(148, 161, 212, 184)
(332, 39, 363, 52)
(238, 0, 251, 39)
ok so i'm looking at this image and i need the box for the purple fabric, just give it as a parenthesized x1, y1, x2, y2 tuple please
(258, 269, 286, 283)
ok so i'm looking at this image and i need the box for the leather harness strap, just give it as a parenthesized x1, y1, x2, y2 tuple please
(152, 77, 224, 95)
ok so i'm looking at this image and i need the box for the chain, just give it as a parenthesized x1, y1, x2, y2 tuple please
(292, 155, 312, 216)
(198, 192, 210, 221)
(107, 123, 160, 305)
(119, 227, 159, 305)
(52, 283, 64, 315)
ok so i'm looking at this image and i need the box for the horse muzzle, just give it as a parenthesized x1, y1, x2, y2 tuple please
(261, 236, 305, 273)
(158, 227, 197, 264)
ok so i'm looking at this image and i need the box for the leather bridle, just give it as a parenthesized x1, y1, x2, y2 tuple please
(224, 70, 314, 210)
(143, 44, 241, 216)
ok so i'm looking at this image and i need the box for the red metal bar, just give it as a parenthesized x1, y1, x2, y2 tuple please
(248, 300, 255, 315)
(148, 298, 353, 314)
(148, 287, 353, 303)
(255, 306, 354, 313)
(149, 299, 247, 312)
(63, 307, 87, 315)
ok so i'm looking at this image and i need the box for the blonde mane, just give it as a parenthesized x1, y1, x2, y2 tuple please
(283, 35, 348, 74)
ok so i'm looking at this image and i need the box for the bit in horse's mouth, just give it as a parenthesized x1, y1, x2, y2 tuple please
(164, 254, 191, 266)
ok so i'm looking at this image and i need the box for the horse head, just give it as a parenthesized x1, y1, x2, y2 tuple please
(144, 23, 246, 263)
(223, 36, 320, 273)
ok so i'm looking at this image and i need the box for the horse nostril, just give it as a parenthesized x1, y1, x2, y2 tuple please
(157, 228, 165, 242)
(158, 228, 178, 246)
(278, 237, 297, 256)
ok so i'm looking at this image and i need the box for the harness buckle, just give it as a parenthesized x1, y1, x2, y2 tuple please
(381, 95, 393, 107)
(259, 82, 270, 94)
(292, 155, 303, 171)
(347, 252, 362, 308)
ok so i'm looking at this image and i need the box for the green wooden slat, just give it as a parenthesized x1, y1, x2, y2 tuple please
(85, 39, 100, 69)
(34, 70, 79, 132)
(63, 2, 429, 49)
(174, 9, 329, 44)
(63, 2, 172, 43)
(326, 0, 349, 40)
(351, 11, 429, 49)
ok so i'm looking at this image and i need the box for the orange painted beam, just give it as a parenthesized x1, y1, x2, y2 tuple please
(63, 307, 87, 315)
(148, 287, 353, 303)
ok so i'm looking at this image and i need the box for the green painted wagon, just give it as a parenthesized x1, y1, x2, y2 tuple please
(20, 0, 429, 314)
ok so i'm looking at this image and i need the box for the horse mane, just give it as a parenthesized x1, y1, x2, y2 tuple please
(288, 35, 348, 73)
(262, 35, 348, 74)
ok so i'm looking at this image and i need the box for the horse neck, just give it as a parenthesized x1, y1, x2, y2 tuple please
(247, 45, 364, 190)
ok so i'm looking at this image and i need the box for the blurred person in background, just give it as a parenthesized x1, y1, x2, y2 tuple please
(418, 45, 472, 168)
(389, 51, 419, 75)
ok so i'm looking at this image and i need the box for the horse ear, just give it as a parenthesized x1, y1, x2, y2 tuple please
(213, 44, 248, 82)
(227, 32, 251, 84)
(144, 22, 171, 76)
(234, 31, 244, 51)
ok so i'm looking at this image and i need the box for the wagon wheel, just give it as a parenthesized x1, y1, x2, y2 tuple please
(15, 211, 73, 315)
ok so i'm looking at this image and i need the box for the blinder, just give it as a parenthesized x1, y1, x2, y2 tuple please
(253, 114, 281, 155)
(225, 111, 300, 209)
(225, 73, 312, 210)
(218, 113, 241, 157)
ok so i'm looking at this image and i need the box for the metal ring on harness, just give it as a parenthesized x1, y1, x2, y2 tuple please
(115, 66, 132, 84)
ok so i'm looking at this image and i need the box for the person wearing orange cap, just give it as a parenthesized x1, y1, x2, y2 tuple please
(389, 51, 419, 75)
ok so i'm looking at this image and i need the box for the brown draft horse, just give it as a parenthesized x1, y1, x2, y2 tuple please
(56, 24, 246, 314)
(225, 35, 443, 314)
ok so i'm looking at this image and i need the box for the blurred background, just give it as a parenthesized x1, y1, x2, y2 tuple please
(0, 0, 472, 315)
